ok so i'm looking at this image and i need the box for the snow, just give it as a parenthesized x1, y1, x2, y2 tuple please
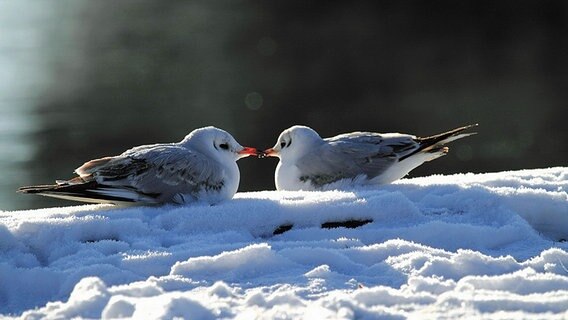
(1, 167, 567, 319)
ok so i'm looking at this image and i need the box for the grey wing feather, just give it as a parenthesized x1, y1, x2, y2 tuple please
(296, 132, 420, 186)
(83, 145, 225, 202)
(74, 143, 163, 177)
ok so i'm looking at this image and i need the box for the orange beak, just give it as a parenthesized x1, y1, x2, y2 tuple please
(238, 147, 259, 157)
(262, 148, 279, 157)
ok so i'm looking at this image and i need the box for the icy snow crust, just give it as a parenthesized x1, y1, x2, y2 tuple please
(1, 167, 567, 319)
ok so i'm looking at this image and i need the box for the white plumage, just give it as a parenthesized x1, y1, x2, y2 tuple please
(19, 126, 258, 205)
(264, 124, 477, 191)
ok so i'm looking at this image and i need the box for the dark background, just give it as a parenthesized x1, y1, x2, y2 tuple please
(1, 0, 566, 210)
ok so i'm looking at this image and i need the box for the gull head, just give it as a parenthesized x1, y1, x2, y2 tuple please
(263, 125, 322, 162)
(181, 126, 258, 161)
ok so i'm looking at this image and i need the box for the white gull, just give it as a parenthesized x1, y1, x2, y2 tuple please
(263, 124, 477, 191)
(19, 126, 258, 205)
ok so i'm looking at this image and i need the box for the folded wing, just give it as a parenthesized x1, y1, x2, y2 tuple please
(296, 132, 420, 186)
(295, 124, 477, 187)
(19, 145, 225, 205)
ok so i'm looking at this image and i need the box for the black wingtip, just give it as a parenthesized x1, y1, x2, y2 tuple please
(18, 185, 57, 194)
(17, 181, 142, 205)
(404, 123, 478, 159)
(447, 123, 479, 134)
(421, 123, 479, 141)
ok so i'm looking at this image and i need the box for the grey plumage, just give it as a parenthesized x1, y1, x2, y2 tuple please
(19, 127, 257, 205)
(265, 124, 478, 190)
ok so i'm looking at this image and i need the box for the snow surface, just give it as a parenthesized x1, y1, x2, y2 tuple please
(1, 167, 567, 319)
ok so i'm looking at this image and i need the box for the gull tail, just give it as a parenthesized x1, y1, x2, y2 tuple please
(400, 124, 478, 161)
(420, 123, 478, 148)
(18, 180, 157, 205)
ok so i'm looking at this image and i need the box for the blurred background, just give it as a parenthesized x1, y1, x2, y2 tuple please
(1, 0, 566, 210)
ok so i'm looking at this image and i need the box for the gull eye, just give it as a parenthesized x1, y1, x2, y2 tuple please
(280, 138, 292, 149)
(219, 143, 229, 150)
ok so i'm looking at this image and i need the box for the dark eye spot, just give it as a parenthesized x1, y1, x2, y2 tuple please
(219, 143, 229, 150)
(280, 141, 286, 148)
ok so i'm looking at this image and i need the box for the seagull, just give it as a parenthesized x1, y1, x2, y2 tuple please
(262, 124, 477, 191)
(18, 126, 259, 205)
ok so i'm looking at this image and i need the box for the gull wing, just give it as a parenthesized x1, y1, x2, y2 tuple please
(295, 124, 478, 187)
(296, 132, 420, 186)
(20, 144, 226, 205)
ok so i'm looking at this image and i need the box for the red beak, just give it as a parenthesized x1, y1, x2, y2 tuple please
(238, 147, 259, 157)
(263, 148, 279, 157)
